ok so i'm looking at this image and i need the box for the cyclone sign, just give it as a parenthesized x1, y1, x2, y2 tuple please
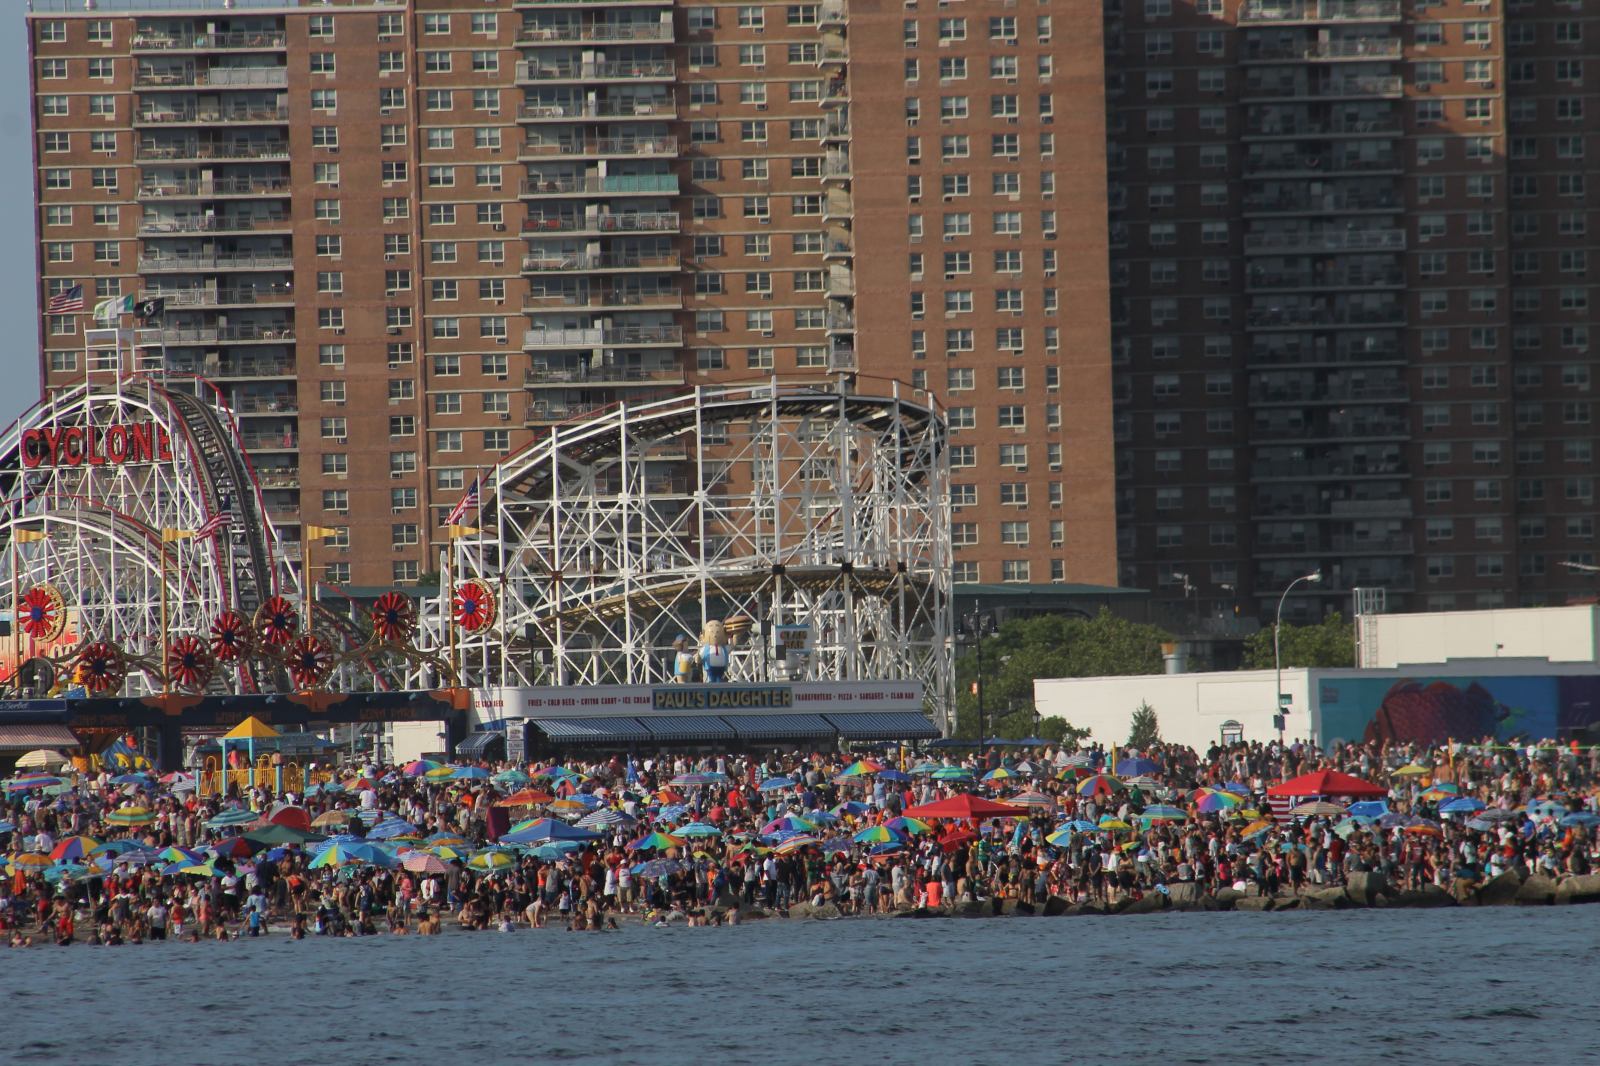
(21, 423, 176, 468)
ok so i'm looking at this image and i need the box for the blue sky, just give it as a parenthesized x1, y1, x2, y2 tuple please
(0, 21, 38, 426)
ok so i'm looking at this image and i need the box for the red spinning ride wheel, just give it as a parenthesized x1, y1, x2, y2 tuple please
(452, 580, 496, 632)
(16, 584, 68, 643)
(165, 635, 215, 691)
(75, 641, 126, 695)
(209, 611, 253, 662)
(254, 596, 299, 647)
(286, 634, 332, 689)
(370, 591, 415, 644)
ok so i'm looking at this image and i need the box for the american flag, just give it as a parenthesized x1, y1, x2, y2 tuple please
(446, 477, 480, 525)
(46, 285, 85, 314)
(195, 511, 233, 539)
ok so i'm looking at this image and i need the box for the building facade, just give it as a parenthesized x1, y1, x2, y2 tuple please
(26, 0, 1116, 594)
(1107, 0, 1597, 621)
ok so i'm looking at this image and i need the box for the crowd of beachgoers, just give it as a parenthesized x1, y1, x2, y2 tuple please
(3, 734, 1598, 945)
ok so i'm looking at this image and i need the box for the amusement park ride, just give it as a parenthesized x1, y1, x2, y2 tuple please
(1, 328, 953, 765)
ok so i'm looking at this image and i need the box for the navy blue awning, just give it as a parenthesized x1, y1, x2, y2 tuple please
(824, 712, 940, 741)
(531, 717, 655, 744)
(722, 713, 837, 741)
(638, 715, 737, 742)
(456, 731, 506, 759)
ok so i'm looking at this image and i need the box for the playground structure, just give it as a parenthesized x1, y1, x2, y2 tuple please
(422, 381, 955, 729)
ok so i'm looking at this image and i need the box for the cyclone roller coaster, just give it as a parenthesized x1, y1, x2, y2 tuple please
(425, 380, 954, 726)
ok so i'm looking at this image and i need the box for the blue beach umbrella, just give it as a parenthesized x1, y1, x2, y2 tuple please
(673, 822, 723, 838)
(877, 769, 912, 783)
(758, 777, 796, 792)
(1440, 797, 1486, 815)
(1559, 811, 1600, 828)
(1347, 801, 1388, 819)
(1115, 757, 1162, 777)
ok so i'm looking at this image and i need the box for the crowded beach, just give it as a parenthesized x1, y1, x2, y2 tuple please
(5, 730, 1600, 946)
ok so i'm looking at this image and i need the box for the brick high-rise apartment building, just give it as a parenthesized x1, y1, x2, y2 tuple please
(26, 0, 1116, 594)
(1108, 0, 1596, 621)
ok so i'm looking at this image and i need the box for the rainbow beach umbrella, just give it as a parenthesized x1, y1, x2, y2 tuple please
(466, 849, 516, 872)
(852, 825, 902, 845)
(1075, 774, 1125, 798)
(106, 807, 157, 828)
(838, 760, 882, 778)
(1195, 790, 1243, 814)
(626, 831, 685, 852)
(50, 836, 101, 862)
(885, 816, 933, 836)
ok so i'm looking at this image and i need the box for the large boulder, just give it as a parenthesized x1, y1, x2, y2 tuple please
(1214, 887, 1245, 910)
(1476, 871, 1523, 907)
(1042, 895, 1071, 917)
(809, 903, 843, 920)
(1302, 887, 1354, 910)
(1388, 885, 1456, 908)
(1514, 874, 1559, 906)
(1234, 896, 1275, 912)
(1555, 874, 1600, 905)
(1116, 893, 1170, 915)
(1345, 871, 1391, 906)
(1167, 883, 1200, 908)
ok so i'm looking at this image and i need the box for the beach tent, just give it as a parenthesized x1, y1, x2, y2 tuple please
(901, 795, 1028, 820)
(1267, 770, 1386, 798)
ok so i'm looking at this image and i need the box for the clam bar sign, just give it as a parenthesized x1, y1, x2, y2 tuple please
(475, 680, 925, 720)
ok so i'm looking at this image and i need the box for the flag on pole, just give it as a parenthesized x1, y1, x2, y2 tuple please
(160, 527, 194, 543)
(46, 285, 85, 314)
(11, 529, 49, 543)
(447, 524, 479, 540)
(195, 512, 233, 539)
(446, 478, 480, 525)
(304, 524, 340, 540)
(135, 296, 167, 323)
(93, 294, 137, 323)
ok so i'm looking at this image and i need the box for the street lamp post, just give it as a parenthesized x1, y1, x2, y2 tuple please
(958, 603, 997, 743)
(1273, 570, 1322, 746)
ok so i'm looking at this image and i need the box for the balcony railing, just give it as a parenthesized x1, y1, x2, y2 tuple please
(518, 99, 677, 120)
(1244, 115, 1401, 138)
(132, 31, 288, 51)
(139, 214, 291, 235)
(520, 136, 678, 158)
(516, 60, 675, 81)
(523, 211, 679, 234)
(517, 24, 673, 44)
(1244, 74, 1403, 98)
(135, 105, 289, 125)
(519, 174, 679, 196)
(1246, 306, 1405, 329)
(144, 286, 295, 308)
(1243, 228, 1405, 253)
(1243, 38, 1402, 62)
(522, 289, 682, 311)
(1249, 382, 1409, 403)
(135, 141, 290, 162)
(134, 67, 289, 88)
(232, 395, 299, 415)
(1242, 189, 1399, 214)
(138, 253, 292, 273)
(525, 364, 684, 384)
(1247, 269, 1405, 291)
(524, 326, 682, 348)
(138, 177, 291, 199)
(521, 252, 680, 272)
(156, 324, 293, 345)
(1239, 0, 1400, 20)
(1245, 150, 1399, 175)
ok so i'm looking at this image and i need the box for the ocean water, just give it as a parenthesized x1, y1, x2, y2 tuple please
(7, 909, 1594, 1065)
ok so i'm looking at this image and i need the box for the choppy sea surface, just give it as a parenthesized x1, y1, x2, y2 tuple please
(9, 908, 1595, 1065)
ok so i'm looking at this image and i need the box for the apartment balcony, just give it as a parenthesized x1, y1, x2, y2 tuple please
(1251, 457, 1407, 480)
(132, 31, 289, 52)
(822, 151, 852, 182)
(1239, 0, 1400, 21)
(134, 141, 290, 163)
(521, 252, 681, 273)
(1245, 306, 1406, 330)
(519, 136, 677, 160)
(1252, 496, 1411, 520)
(209, 357, 296, 379)
(823, 236, 853, 261)
(232, 395, 300, 416)
(818, 45, 848, 67)
(237, 431, 299, 451)
(826, 308, 856, 334)
(523, 290, 682, 312)
(1242, 188, 1400, 215)
(155, 324, 294, 346)
(516, 23, 673, 45)
(133, 67, 289, 89)
(514, 0, 672, 8)
(524, 365, 685, 387)
(522, 211, 680, 236)
(518, 174, 679, 197)
(827, 267, 855, 298)
(143, 285, 295, 309)
(515, 60, 676, 84)
(138, 213, 291, 236)
(822, 80, 851, 108)
(138, 252, 293, 273)
(1248, 381, 1409, 404)
(1243, 74, 1403, 100)
(1248, 339, 1404, 368)
(257, 468, 300, 490)
(819, 0, 848, 26)
(1243, 228, 1405, 254)
(1247, 267, 1404, 293)
(137, 177, 291, 201)
(1244, 149, 1399, 178)
(828, 340, 857, 371)
(1242, 38, 1402, 63)
(1243, 115, 1400, 140)
(134, 105, 289, 127)
(518, 99, 677, 122)
(1251, 417, 1409, 444)
(822, 188, 853, 223)
(522, 326, 682, 349)
(823, 115, 850, 142)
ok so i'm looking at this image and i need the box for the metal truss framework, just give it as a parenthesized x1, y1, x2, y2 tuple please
(430, 381, 953, 725)
(0, 329, 295, 695)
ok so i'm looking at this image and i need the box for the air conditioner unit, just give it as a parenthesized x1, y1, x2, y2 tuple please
(387, 327, 400, 334)
(390, 471, 404, 479)
(385, 253, 396, 261)
(493, 224, 506, 232)
(334, 328, 345, 335)
(333, 435, 347, 443)
(499, 413, 510, 421)
(495, 373, 508, 380)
